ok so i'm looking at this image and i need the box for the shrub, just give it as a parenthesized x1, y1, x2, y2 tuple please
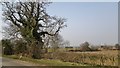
(2, 39, 14, 55)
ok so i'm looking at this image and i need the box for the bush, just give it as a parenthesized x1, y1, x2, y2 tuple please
(2, 39, 14, 55)
(14, 39, 27, 54)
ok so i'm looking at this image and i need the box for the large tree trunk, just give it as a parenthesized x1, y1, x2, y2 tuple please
(32, 41, 44, 59)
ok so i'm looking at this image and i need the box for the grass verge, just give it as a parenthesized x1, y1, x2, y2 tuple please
(3, 55, 88, 66)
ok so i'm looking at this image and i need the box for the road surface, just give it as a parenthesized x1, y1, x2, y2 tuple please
(1, 57, 44, 66)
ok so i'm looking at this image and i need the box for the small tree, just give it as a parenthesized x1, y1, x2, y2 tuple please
(115, 44, 120, 50)
(64, 40, 70, 47)
(80, 41, 91, 51)
(63, 40, 70, 52)
(49, 34, 64, 52)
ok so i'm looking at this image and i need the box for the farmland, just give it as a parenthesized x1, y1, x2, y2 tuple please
(43, 50, 119, 66)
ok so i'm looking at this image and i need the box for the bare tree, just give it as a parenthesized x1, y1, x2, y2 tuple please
(2, 2, 67, 59)
(63, 40, 70, 52)
(115, 44, 120, 50)
(49, 34, 64, 52)
(64, 40, 70, 47)
(80, 41, 91, 51)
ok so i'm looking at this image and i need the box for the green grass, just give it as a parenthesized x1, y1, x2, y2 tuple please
(36, 59, 88, 66)
(3, 55, 88, 66)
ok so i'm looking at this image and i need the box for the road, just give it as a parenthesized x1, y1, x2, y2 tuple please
(1, 57, 45, 66)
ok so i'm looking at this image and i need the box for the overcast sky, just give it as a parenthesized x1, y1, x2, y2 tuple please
(46, 2, 118, 46)
(0, 2, 118, 46)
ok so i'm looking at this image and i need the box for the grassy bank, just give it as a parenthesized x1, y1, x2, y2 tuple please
(3, 55, 88, 66)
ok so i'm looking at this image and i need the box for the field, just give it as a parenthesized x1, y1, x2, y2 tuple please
(43, 50, 119, 66)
